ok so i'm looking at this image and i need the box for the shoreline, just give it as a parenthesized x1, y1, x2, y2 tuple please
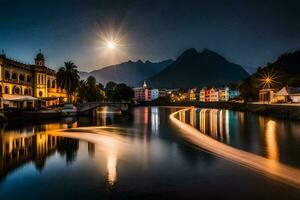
(137, 101, 300, 120)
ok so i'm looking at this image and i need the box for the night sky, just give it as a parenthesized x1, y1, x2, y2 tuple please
(1, 0, 300, 73)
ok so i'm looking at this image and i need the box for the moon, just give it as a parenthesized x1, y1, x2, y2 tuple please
(107, 41, 116, 49)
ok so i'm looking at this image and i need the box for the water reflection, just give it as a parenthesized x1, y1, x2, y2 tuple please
(177, 108, 300, 168)
(1, 107, 300, 200)
(0, 131, 79, 179)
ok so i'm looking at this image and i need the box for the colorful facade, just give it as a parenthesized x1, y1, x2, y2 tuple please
(199, 87, 235, 102)
(0, 52, 68, 108)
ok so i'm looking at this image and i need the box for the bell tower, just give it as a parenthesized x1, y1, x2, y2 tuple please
(35, 49, 45, 66)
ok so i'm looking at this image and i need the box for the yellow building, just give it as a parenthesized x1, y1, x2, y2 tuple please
(0, 51, 68, 108)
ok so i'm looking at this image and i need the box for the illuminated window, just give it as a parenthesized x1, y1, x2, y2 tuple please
(13, 86, 20, 94)
(4, 86, 9, 94)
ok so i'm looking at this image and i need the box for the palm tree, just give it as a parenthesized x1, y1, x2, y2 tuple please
(57, 61, 80, 103)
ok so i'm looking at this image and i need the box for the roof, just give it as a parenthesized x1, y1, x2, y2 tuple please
(4, 96, 39, 101)
(35, 52, 45, 60)
(287, 87, 300, 94)
(275, 87, 300, 96)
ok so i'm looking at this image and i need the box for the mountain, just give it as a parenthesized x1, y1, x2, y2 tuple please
(247, 50, 300, 88)
(147, 48, 249, 88)
(80, 59, 173, 86)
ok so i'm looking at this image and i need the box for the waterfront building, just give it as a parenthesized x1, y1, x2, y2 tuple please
(199, 88, 206, 102)
(0, 51, 68, 109)
(273, 87, 300, 103)
(229, 90, 240, 99)
(133, 81, 151, 101)
(151, 89, 159, 100)
(199, 87, 236, 102)
(259, 88, 276, 103)
(219, 87, 229, 101)
(207, 88, 219, 102)
(189, 88, 197, 101)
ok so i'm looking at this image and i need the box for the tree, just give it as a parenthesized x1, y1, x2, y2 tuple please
(57, 61, 80, 103)
(238, 77, 258, 102)
(77, 76, 105, 102)
(112, 83, 134, 102)
(77, 80, 88, 103)
(105, 81, 117, 100)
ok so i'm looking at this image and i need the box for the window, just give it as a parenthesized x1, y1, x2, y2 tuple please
(12, 72, 17, 80)
(19, 74, 25, 82)
(47, 79, 51, 88)
(4, 86, 9, 94)
(39, 91, 43, 97)
(24, 88, 29, 95)
(27, 76, 32, 83)
(28, 88, 31, 95)
(52, 80, 56, 88)
(5, 71, 10, 79)
(13, 86, 20, 95)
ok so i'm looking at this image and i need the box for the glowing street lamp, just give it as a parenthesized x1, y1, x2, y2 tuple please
(259, 69, 279, 89)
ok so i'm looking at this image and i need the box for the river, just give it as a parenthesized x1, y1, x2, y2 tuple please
(0, 106, 299, 199)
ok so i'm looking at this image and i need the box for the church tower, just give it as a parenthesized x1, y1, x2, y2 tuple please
(35, 50, 45, 66)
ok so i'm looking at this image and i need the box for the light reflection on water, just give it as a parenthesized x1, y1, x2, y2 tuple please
(176, 108, 300, 168)
(1, 106, 300, 199)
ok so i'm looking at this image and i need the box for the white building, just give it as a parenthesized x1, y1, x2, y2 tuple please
(151, 89, 159, 100)
(219, 87, 229, 101)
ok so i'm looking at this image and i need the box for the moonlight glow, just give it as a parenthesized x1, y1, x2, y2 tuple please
(107, 41, 116, 49)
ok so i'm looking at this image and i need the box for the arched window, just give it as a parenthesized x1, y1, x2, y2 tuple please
(39, 91, 43, 97)
(24, 88, 29, 95)
(12, 72, 17, 80)
(27, 76, 32, 83)
(4, 86, 9, 94)
(47, 79, 51, 88)
(19, 74, 25, 82)
(5, 71, 10, 79)
(52, 80, 56, 88)
(13, 86, 20, 95)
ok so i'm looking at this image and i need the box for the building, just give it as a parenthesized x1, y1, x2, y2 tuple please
(199, 88, 206, 102)
(151, 89, 159, 100)
(272, 87, 300, 103)
(219, 87, 229, 101)
(229, 90, 240, 99)
(259, 88, 276, 103)
(189, 88, 197, 101)
(199, 87, 235, 102)
(0, 51, 68, 109)
(133, 81, 151, 101)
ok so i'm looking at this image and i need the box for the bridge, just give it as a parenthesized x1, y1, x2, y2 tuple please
(77, 101, 130, 114)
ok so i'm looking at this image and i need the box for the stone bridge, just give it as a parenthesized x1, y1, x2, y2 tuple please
(77, 101, 130, 114)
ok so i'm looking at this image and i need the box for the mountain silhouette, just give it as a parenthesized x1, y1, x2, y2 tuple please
(147, 48, 249, 88)
(80, 59, 173, 86)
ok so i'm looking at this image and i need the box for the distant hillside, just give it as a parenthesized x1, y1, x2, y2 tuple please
(147, 48, 249, 88)
(80, 59, 173, 87)
(245, 50, 300, 88)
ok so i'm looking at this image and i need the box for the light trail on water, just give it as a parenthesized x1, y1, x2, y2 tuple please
(170, 108, 300, 189)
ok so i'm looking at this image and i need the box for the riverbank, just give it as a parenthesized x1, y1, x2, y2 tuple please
(137, 101, 300, 120)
